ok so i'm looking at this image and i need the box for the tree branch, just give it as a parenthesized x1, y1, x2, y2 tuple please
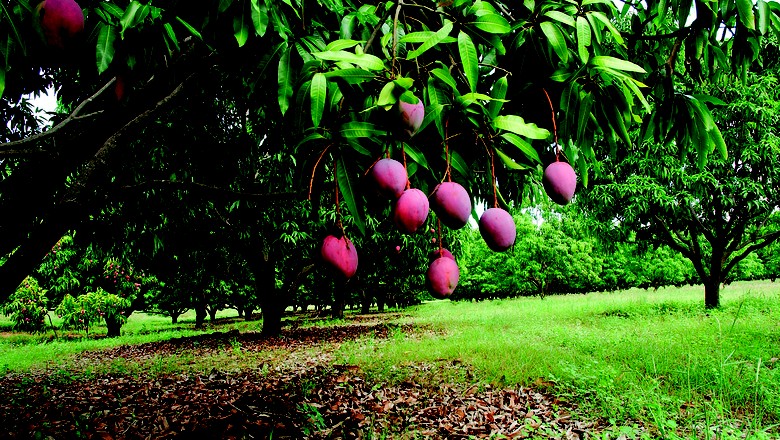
(120, 179, 305, 202)
(723, 230, 780, 275)
(0, 78, 116, 153)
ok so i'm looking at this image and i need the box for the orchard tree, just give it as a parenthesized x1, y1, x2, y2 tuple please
(584, 72, 780, 308)
(2, 0, 778, 334)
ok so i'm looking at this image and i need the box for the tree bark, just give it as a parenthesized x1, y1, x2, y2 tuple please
(105, 315, 122, 337)
(195, 305, 207, 328)
(171, 314, 179, 324)
(704, 280, 720, 309)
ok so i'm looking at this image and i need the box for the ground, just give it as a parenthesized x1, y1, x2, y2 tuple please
(0, 317, 596, 439)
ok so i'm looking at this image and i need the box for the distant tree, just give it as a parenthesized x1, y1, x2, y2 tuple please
(584, 72, 780, 308)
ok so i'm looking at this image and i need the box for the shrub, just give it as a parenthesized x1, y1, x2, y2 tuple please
(1, 277, 49, 333)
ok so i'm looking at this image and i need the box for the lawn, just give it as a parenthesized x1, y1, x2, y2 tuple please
(1, 281, 778, 439)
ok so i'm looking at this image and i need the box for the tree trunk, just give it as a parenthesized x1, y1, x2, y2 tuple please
(195, 305, 207, 328)
(105, 316, 122, 337)
(361, 290, 371, 314)
(704, 280, 720, 309)
(171, 314, 179, 324)
(261, 303, 284, 336)
(208, 308, 217, 322)
(332, 279, 346, 319)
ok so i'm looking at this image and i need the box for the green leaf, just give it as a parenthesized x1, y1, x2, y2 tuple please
(96, 24, 118, 74)
(493, 115, 550, 140)
(323, 68, 376, 84)
(488, 76, 508, 118)
(120, 1, 142, 36)
(399, 31, 456, 44)
(278, 43, 292, 115)
(393, 77, 414, 90)
(336, 157, 366, 236)
(576, 16, 591, 63)
(431, 67, 458, 91)
(458, 31, 479, 93)
(163, 23, 180, 52)
(709, 126, 728, 159)
(312, 50, 385, 70)
(736, 0, 756, 30)
(471, 13, 511, 34)
(590, 56, 646, 73)
(402, 142, 430, 170)
(757, 0, 769, 34)
(310, 73, 327, 127)
(234, 14, 249, 47)
(377, 82, 396, 108)
(325, 39, 363, 51)
(0, 68, 5, 100)
(590, 11, 625, 47)
(449, 150, 470, 179)
(175, 16, 204, 40)
(544, 11, 576, 27)
(494, 147, 531, 170)
(540, 21, 569, 63)
(250, 0, 268, 36)
(501, 133, 541, 164)
(406, 20, 454, 59)
(339, 121, 386, 139)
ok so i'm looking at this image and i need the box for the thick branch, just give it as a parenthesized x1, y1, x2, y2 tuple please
(723, 230, 780, 275)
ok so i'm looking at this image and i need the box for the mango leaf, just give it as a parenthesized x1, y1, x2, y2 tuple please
(393, 77, 414, 90)
(100, 2, 124, 17)
(324, 68, 376, 84)
(590, 56, 646, 73)
(471, 13, 511, 34)
(312, 50, 385, 70)
(0, 68, 4, 99)
(339, 121, 385, 139)
(325, 39, 363, 51)
(96, 23, 118, 74)
(540, 21, 569, 63)
(163, 23, 180, 52)
(488, 76, 508, 118)
(250, 0, 268, 36)
(458, 31, 479, 93)
(493, 115, 550, 139)
(590, 11, 625, 47)
(501, 133, 541, 164)
(234, 15, 249, 47)
(399, 31, 456, 44)
(757, 0, 769, 34)
(406, 20, 454, 59)
(278, 43, 292, 115)
(120, 1, 149, 38)
(736, 0, 756, 30)
(311, 73, 327, 127)
(403, 142, 430, 170)
(494, 147, 531, 170)
(449, 150, 470, 178)
(336, 156, 366, 236)
(544, 11, 576, 27)
(377, 82, 396, 108)
(576, 16, 591, 63)
(176, 16, 204, 40)
(431, 67, 458, 91)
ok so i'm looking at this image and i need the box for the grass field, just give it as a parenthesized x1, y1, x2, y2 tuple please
(1, 281, 778, 438)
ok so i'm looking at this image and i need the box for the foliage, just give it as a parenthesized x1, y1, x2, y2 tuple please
(0, 277, 48, 332)
(583, 71, 780, 308)
(56, 288, 131, 335)
(0, 0, 778, 333)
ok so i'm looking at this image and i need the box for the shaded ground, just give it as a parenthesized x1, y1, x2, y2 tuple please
(0, 319, 598, 439)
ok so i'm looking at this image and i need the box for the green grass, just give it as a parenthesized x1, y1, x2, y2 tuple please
(335, 281, 780, 438)
(2, 281, 779, 438)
